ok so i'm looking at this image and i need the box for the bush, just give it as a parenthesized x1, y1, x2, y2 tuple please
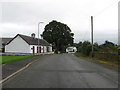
(81, 41, 92, 56)
(54, 49, 58, 54)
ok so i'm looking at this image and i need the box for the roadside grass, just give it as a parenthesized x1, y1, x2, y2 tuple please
(1, 55, 40, 64)
(74, 52, 120, 68)
(119, 55, 120, 60)
(74, 52, 86, 57)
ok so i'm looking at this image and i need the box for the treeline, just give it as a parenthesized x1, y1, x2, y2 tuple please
(73, 40, 119, 56)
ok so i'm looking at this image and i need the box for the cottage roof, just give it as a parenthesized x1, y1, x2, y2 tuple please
(6, 34, 51, 46)
(1, 38, 12, 45)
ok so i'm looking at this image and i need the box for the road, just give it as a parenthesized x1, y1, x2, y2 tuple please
(3, 54, 118, 88)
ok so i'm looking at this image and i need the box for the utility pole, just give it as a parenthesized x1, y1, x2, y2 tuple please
(91, 16, 94, 57)
(38, 22, 44, 53)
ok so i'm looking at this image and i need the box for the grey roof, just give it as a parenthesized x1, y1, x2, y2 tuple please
(1, 38, 12, 44)
(7, 34, 51, 46)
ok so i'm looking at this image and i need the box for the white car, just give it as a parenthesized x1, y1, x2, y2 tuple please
(66, 47, 77, 53)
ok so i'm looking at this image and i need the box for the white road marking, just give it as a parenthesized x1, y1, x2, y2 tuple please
(0, 58, 40, 84)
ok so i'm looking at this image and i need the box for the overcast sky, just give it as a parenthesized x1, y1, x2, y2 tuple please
(0, 0, 119, 44)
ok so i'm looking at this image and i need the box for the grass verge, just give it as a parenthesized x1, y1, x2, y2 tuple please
(74, 53, 86, 57)
(74, 52, 120, 68)
(1, 55, 40, 64)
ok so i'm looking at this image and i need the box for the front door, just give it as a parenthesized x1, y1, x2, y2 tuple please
(39, 47, 41, 53)
(33, 46, 35, 54)
(37, 46, 41, 53)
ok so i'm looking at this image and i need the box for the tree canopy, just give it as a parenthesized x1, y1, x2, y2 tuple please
(41, 20, 74, 53)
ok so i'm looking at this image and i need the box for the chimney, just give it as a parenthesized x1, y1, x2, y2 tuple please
(31, 33, 35, 38)
(41, 34, 43, 39)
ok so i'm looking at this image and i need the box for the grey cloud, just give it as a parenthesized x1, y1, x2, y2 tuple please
(1, 0, 118, 44)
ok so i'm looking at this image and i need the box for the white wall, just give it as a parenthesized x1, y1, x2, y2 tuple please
(30, 45, 38, 53)
(42, 46, 44, 53)
(30, 45, 47, 53)
(5, 36, 30, 53)
(44, 46, 47, 52)
(48, 46, 52, 52)
(5, 35, 52, 53)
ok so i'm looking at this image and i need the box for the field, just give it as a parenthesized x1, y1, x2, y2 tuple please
(1, 55, 39, 64)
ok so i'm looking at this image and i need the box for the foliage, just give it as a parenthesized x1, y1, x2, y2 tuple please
(74, 41, 119, 67)
(74, 40, 118, 56)
(98, 40, 118, 54)
(73, 41, 92, 56)
(81, 41, 92, 56)
(119, 55, 120, 60)
(74, 52, 86, 57)
(41, 20, 74, 53)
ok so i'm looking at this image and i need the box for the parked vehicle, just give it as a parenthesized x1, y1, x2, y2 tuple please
(66, 46, 77, 53)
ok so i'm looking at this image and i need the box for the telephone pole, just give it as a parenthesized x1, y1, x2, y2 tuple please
(91, 16, 94, 57)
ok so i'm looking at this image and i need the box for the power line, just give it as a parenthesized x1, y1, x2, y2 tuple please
(76, 1, 119, 43)
(94, 0, 118, 18)
(79, 22, 90, 42)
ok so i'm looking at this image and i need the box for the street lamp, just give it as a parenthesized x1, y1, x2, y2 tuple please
(38, 22, 44, 53)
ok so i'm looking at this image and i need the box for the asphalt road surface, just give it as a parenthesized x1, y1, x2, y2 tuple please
(3, 54, 118, 88)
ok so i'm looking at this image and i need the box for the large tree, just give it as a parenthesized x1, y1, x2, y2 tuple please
(41, 20, 74, 53)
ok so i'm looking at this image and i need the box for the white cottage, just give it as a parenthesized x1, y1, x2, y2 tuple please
(5, 34, 52, 54)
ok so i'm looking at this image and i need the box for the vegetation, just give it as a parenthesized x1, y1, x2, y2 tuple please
(41, 20, 74, 53)
(75, 52, 119, 67)
(1, 55, 39, 64)
(74, 52, 86, 57)
(74, 40, 119, 56)
(74, 40, 119, 66)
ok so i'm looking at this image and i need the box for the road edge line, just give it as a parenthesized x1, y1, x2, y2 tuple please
(0, 58, 40, 84)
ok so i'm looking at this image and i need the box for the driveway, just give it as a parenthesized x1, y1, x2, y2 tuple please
(3, 54, 119, 88)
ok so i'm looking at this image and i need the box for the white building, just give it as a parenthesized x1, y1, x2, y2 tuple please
(5, 34, 52, 54)
(66, 46, 77, 53)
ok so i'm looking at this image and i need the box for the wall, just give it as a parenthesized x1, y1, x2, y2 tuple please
(30, 45, 38, 53)
(30, 45, 50, 53)
(5, 36, 30, 53)
(43, 46, 47, 53)
(49, 46, 52, 52)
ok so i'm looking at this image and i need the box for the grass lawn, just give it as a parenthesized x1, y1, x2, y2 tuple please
(1, 55, 39, 64)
